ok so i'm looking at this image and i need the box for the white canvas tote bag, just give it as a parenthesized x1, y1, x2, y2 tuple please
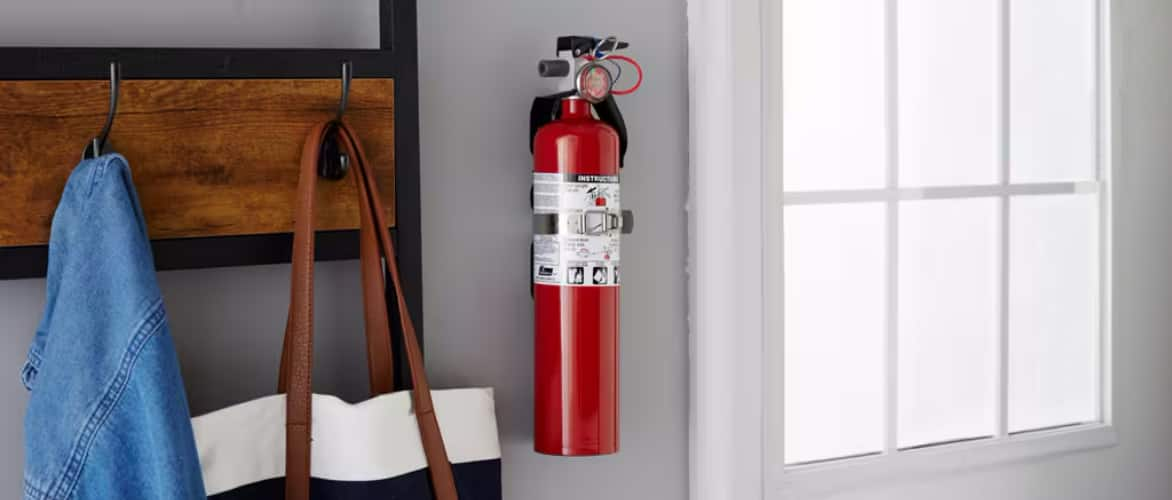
(191, 122, 502, 499)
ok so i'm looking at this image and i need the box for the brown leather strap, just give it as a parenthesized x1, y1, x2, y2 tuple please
(283, 123, 323, 500)
(338, 124, 460, 500)
(357, 175, 395, 395)
(277, 126, 395, 396)
(281, 122, 459, 500)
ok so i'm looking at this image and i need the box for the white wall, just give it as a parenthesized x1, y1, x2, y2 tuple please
(804, 0, 1172, 498)
(0, 1, 689, 499)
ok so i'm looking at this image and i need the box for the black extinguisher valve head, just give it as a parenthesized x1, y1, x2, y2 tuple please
(556, 36, 630, 57)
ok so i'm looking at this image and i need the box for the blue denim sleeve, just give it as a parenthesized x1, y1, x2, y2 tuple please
(22, 155, 206, 500)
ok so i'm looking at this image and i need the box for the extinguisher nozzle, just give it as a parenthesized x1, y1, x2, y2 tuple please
(538, 59, 571, 78)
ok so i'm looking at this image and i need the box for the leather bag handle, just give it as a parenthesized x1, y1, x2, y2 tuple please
(277, 125, 395, 397)
(282, 122, 459, 500)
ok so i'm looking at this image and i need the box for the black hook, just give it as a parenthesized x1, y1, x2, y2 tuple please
(319, 61, 352, 180)
(336, 61, 351, 122)
(82, 62, 121, 160)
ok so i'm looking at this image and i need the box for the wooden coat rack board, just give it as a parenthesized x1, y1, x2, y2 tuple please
(0, 78, 398, 246)
(0, 1, 423, 372)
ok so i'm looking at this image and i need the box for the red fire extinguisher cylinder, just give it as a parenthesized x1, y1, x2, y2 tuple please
(533, 98, 621, 456)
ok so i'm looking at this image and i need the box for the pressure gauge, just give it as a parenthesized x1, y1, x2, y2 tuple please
(576, 62, 613, 103)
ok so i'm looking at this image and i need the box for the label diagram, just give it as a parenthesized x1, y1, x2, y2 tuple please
(533, 172, 621, 287)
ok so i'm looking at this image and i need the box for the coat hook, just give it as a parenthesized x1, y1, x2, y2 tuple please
(336, 61, 351, 122)
(319, 61, 353, 180)
(82, 62, 121, 160)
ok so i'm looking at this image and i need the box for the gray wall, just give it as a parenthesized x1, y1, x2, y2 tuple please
(5, 1, 1171, 500)
(0, 1, 689, 499)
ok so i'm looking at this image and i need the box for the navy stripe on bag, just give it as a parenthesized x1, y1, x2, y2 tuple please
(210, 460, 501, 500)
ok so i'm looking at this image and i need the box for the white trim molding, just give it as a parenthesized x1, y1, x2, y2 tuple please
(686, 0, 767, 498)
(777, 424, 1117, 498)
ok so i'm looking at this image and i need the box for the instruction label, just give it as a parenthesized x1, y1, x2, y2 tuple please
(533, 172, 621, 287)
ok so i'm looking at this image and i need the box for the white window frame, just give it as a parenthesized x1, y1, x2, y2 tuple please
(687, 0, 1118, 499)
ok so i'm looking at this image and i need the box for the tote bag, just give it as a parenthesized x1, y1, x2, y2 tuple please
(191, 122, 502, 500)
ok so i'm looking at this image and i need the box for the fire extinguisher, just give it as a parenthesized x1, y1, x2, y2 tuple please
(530, 35, 641, 456)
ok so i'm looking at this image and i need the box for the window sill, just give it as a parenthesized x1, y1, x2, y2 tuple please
(772, 424, 1118, 498)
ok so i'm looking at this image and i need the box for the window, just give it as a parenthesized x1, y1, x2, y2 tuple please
(779, 0, 1109, 471)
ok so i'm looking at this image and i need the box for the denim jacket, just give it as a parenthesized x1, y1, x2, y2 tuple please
(22, 155, 206, 499)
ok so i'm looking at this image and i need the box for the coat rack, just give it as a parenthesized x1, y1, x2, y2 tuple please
(0, 0, 421, 389)
(0, 1, 420, 298)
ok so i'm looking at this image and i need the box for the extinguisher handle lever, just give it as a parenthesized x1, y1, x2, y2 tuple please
(557, 36, 629, 57)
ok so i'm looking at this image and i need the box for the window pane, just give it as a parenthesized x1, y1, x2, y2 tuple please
(784, 204, 886, 463)
(898, 199, 998, 448)
(1010, 0, 1097, 182)
(898, 0, 999, 187)
(1009, 194, 1100, 432)
(783, 0, 887, 191)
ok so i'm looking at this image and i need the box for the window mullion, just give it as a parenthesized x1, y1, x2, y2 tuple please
(1094, 0, 1110, 427)
(883, 0, 901, 455)
(995, 0, 1011, 440)
(780, 181, 1100, 205)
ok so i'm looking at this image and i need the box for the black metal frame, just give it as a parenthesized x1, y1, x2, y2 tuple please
(0, 0, 423, 376)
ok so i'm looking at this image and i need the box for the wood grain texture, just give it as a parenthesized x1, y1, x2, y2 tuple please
(0, 78, 395, 246)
